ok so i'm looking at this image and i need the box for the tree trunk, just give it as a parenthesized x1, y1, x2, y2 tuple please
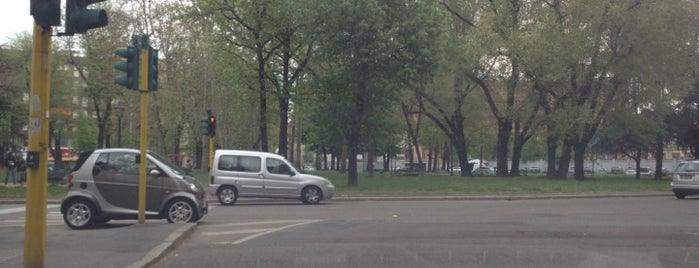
(546, 135, 558, 178)
(511, 135, 525, 177)
(366, 141, 375, 177)
(573, 141, 587, 180)
(495, 119, 512, 176)
(557, 138, 573, 179)
(346, 136, 360, 187)
(256, 42, 269, 152)
(289, 122, 295, 163)
(654, 134, 664, 181)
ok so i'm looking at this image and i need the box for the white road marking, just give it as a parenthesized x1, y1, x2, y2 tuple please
(0, 204, 59, 215)
(232, 219, 322, 245)
(202, 219, 322, 245)
(202, 228, 274, 236)
(206, 219, 319, 228)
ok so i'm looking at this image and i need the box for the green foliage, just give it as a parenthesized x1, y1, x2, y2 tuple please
(73, 116, 98, 151)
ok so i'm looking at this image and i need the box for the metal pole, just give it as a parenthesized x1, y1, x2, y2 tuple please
(24, 23, 51, 268)
(117, 115, 122, 147)
(137, 46, 149, 224)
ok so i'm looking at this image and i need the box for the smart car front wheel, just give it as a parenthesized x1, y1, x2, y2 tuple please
(165, 199, 198, 223)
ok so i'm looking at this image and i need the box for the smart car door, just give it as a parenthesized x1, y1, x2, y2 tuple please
(92, 152, 139, 211)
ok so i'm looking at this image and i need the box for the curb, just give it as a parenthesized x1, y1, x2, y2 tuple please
(126, 222, 198, 268)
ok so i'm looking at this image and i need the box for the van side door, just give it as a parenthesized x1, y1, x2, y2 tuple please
(263, 157, 299, 197)
(217, 155, 264, 196)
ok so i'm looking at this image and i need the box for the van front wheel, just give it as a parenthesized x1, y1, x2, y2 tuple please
(218, 186, 238, 205)
(301, 186, 322, 204)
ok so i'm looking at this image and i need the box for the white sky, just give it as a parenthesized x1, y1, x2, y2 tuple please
(1, 1, 35, 45)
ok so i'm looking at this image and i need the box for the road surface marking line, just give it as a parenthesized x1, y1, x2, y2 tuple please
(202, 228, 273, 236)
(206, 219, 315, 228)
(0, 204, 59, 215)
(233, 220, 322, 245)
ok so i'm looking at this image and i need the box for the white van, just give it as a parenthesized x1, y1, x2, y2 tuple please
(210, 150, 335, 205)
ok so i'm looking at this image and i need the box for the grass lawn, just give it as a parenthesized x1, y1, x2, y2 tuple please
(0, 170, 670, 199)
(313, 171, 671, 196)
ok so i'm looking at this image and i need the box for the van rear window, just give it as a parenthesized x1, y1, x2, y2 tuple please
(219, 155, 261, 172)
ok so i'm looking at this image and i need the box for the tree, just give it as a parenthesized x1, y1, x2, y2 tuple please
(311, 0, 445, 186)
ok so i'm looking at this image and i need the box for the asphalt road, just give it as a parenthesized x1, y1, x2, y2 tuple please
(0, 204, 187, 268)
(154, 197, 699, 268)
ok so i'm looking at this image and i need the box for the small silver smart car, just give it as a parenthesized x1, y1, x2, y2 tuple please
(61, 148, 208, 229)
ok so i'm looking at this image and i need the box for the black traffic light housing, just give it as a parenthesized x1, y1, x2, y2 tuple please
(114, 45, 140, 90)
(200, 116, 209, 136)
(207, 116, 216, 137)
(30, 0, 61, 28)
(65, 0, 109, 36)
(147, 47, 158, 91)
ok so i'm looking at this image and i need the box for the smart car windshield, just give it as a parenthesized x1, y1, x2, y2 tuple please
(148, 152, 185, 177)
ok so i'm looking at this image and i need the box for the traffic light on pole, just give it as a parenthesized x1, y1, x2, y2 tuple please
(65, 0, 109, 36)
(114, 46, 140, 90)
(30, 0, 61, 28)
(208, 116, 216, 137)
(200, 116, 209, 136)
(147, 47, 158, 91)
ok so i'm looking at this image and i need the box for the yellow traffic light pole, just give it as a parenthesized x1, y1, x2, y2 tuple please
(138, 47, 149, 224)
(24, 23, 51, 268)
(209, 137, 214, 170)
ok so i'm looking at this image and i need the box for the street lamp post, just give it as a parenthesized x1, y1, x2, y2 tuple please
(114, 103, 125, 147)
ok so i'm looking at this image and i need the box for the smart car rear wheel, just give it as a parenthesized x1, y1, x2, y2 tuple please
(675, 193, 687, 199)
(301, 186, 322, 204)
(165, 199, 198, 223)
(63, 199, 96, 230)
(217, 186, 238, 205)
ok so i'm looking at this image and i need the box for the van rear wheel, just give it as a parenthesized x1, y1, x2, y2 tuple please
(217, 186, 238, 205)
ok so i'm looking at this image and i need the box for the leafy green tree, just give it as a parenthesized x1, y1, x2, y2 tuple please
(311, 0, 445, 186)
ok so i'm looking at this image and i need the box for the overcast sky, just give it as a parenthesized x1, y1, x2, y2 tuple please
(1, 1, 35, 45)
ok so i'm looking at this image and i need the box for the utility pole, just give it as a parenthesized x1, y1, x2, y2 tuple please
(26, 1, 108, 266)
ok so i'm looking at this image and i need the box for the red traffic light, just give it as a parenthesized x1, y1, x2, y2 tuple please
(208, 116, 216, 124)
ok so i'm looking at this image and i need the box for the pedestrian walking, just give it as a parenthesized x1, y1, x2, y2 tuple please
(4, 151, 16, 184)
(16, 154, 26, 185)
(182, 155, 193, 175)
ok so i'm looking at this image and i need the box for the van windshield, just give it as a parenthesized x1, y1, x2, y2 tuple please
(148, 152, 185, 177)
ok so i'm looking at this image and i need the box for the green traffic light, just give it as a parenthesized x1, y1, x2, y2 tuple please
(65, 0, 109, 36)
(114, 46, 140, 90)
(201, 116, 210, 136)
(148, 47, 159, 91)
(31, 0, 61, 28)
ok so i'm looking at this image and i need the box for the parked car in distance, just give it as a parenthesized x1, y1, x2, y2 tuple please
(626, 167, 653, 176)
(60, 148, 208, 229)
(473, 166, 495, 175)
(671, 160, 699, 199)
(611, 166, 625, 174)
(527, 167, 541, 173)
(210, 150, 335, 205)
